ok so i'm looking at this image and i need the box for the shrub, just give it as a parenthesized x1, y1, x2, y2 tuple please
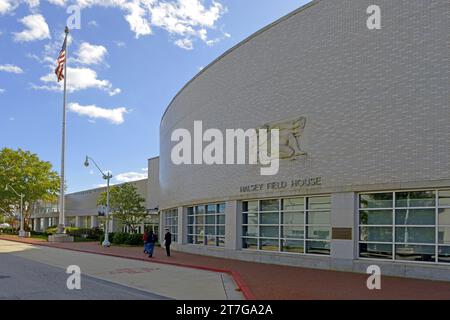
(0, 227, 16, 235)
(64, 227, 101, 239)
(65, 227, 82, 236)
(30, 231, 46, 236)
(98, 232, 144, 245)
(112, 232, 129, 244)
(45, 227, 58, 235)
(125, 233, 143, 246)
(85, 227, 102, 240)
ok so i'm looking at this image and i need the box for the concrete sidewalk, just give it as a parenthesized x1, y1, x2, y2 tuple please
(0, 239, 243, 300)
(2, 235, 450, 299)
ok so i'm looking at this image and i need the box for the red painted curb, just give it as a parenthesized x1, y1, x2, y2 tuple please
(230, 270, 257, 300)
(0, 236, 256, 300)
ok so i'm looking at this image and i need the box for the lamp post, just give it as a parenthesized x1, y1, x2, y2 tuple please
(5, 184, 25, 237)
(84, 156, 112, 247)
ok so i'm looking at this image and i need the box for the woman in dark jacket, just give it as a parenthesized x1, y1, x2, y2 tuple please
(142, 230, 149, 254)
(147, 230, 156, 258)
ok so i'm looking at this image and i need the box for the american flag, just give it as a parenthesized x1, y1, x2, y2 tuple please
(55, 35, 67, 82)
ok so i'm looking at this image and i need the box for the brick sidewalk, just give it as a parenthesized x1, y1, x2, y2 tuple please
(2, 234, 450, 300)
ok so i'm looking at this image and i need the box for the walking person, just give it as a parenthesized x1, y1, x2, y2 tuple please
(147, 230, 157, 258)
(164, 228, 172, 257)
(142, 230, 149, 254)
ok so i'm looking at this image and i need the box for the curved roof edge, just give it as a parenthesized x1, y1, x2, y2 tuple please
(160, 0, 320, 124)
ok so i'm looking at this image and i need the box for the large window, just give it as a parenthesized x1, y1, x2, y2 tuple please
(163, 209, 178, 242)
(359, 189, 450, 264)
(187, 203, 225, 247)
(242, 196, 331, 255)
(65, 217, 76, 227)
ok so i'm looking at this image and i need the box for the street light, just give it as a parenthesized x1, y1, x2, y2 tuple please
(84, 156, 112, 247)
(5, 184, 26, 237)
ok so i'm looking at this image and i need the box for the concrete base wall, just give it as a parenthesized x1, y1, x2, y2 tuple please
(169, 243, 450, 282)
(48, 234, 74, 243)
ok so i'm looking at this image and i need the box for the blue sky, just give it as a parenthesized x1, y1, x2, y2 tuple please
(0, 0, 310, 192)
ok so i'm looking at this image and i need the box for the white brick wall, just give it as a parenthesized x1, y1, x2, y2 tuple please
(159, 0, 450, 209)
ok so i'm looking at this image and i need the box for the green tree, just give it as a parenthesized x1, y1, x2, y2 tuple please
(97, 183, 147, 233)
(0, 148, 60, 230)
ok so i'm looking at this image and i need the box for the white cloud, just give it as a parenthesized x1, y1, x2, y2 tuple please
(205, 30, 230, 47)
(115, 171, 147, 183)
(76, 42, 108, 65)
(123, 0, 152, 38)
(47, 0, 66, 5)
(72, 0, 227, 49)
(0, 64, 24, 74)
(108, 88, 121, 96)
(0, 88, 5, 94)
(0, 0, 17, 15)
(174, 38, 193, 50)
(205, 39, 217, 46)
(2, 0, 228, 50)
(25, 0, 40, 9)
(149, 0, 226, 48)
(94, 183, 107, 188)
(14, 14, 51, 42)
(141, 167, 148, 171)
(114, 41, 126, 48)
(88, 20, 98, 27)
(68, 102, 129, 124)
(36, 66, 120, 95)
(9, 117, 15, 121)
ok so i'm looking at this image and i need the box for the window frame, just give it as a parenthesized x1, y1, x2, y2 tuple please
(163, 208, 178, 242)
(187, 202, 226, 247)
(242, 195, 331, 256)
(358, 189, 450, 265)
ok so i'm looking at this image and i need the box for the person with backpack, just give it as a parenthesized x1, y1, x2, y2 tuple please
(147, 230, 157, 258)
(142, 230, 149, 254)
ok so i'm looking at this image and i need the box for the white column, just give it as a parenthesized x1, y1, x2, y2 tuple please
(331, 192, 357, 260)
(177, 207, 185, 244)
(34, 218, 41, 232)
(159, 211, 164, 247)
(75, 216, 81, 228)
(42, 217, 49, 231)
(90, 216, 98, 228)
(109, 217, 118, 232)
(225, 200, 241, 250)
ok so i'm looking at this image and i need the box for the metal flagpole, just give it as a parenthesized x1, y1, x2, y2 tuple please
(58, 26, 69, 234)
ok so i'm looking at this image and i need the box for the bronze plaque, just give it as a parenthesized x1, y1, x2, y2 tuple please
(332, 228, 353, 240)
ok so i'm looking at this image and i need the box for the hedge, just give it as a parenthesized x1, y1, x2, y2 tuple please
(100, 232, 144, 246)
(44, 226, 102, 240)
(0, 227, 17, 235)
(64, 227, 102, 240)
